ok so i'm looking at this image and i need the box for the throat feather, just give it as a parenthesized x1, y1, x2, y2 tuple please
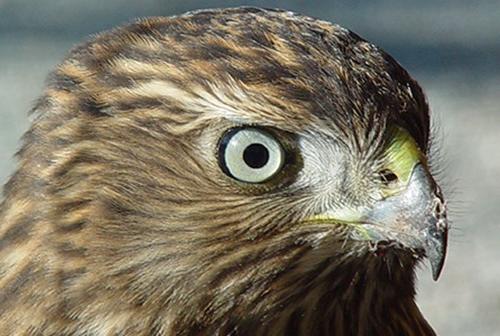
(247, 254, 436, 336)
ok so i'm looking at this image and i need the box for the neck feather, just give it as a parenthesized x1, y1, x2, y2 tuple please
(188, 251, 436, 336)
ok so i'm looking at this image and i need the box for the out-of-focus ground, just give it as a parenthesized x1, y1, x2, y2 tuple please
(0, 1, 499, 335)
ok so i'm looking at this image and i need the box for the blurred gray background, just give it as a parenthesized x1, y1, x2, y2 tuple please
(0, 1, 499, 334)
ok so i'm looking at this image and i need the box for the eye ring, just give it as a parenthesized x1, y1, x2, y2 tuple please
(218, 127, 285, 183)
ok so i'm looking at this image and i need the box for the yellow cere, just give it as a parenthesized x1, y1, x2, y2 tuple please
(382, 126, 424, 196)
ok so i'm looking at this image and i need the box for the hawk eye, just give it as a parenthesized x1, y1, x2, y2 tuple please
(218, 127, 285, 183)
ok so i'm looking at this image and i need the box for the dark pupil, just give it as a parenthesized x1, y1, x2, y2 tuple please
(243, 143, 269, 169)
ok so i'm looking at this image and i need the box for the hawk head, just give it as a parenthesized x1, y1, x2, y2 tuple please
(0, 7, 447, 335)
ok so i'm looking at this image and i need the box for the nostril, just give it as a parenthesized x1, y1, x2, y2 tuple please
(379, 169, 399, 187)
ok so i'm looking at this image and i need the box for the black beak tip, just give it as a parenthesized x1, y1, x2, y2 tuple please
(430, 251, 445, 281)
(427, 228, 448, 281)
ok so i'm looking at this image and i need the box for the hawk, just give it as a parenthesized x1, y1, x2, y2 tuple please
(0, 7, 448, 336)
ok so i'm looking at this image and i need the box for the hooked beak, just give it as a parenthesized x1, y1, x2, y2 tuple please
(361, 163, 448, 280)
